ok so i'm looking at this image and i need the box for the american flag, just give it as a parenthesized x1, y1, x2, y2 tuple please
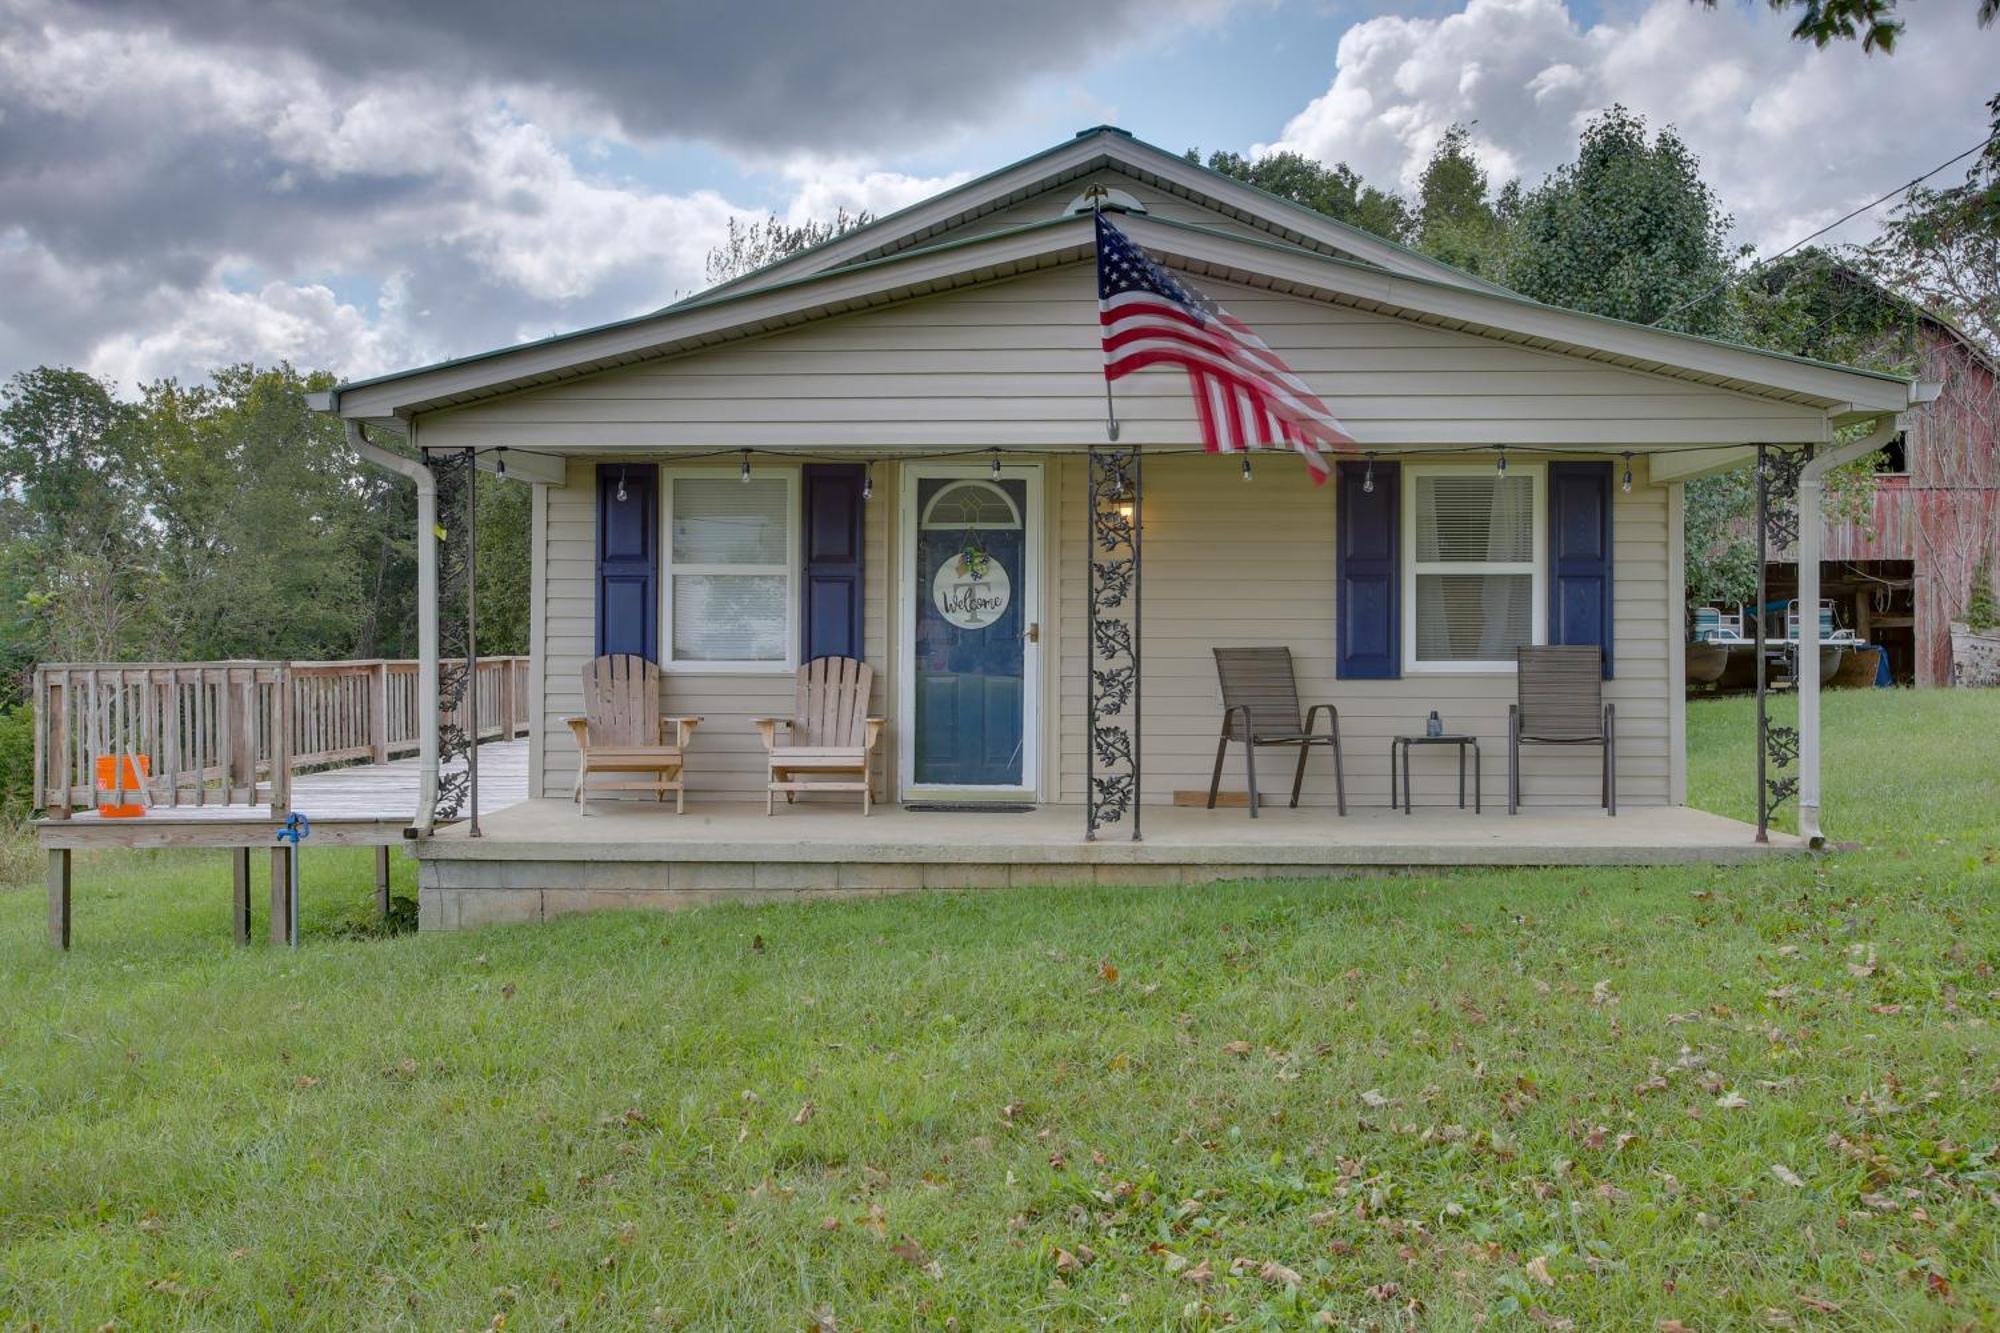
(1096, 211, 1353, 483)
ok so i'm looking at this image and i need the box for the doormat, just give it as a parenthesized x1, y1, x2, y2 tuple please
(903, 802, 1037, 814)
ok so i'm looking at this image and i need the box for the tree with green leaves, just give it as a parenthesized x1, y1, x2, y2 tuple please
(0, 367, 153, 669)
(1867, 93, 1999, 356)
(1693, 0, 1997, 54)
(1502, 106, 1741, 336)
(1413, 125, 1512, 277)
(705, 210, 873, 287)
(1187, 148, 1413, 243)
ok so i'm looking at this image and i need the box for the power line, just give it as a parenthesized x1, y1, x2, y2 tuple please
(1648, 130, 1998, 329)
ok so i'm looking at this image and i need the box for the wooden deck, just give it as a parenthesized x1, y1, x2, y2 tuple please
(37, 741, 530, 949)
(37, 740, 531, 849)
(412, 798, 1803, 931)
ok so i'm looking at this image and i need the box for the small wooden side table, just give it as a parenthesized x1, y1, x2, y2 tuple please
(1389, 734, 1481, 814)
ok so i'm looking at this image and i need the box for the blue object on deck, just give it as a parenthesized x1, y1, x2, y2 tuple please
(1876, 646, 1893, 687)
(276, 810, 311, 948)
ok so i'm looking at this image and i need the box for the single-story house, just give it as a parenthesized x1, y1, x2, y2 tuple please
(312, 127, 1923, 929)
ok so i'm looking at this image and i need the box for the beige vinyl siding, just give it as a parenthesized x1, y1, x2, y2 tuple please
(421, 266, 1831, 453)
(473, 265, 1778, 810)
(1053, 453, 1669, 810)
(908, 173, 1280, 250)
(537, 458, 891, 802)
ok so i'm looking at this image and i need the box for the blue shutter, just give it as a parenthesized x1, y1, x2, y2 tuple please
(1547, 461, 1613, 677)
(801, 464, 865, 660)
(1337, 459, 1400, 679)
(596, 463, 657, 659)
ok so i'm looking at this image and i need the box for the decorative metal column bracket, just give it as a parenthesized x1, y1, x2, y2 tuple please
(1754, 443, 1809, 839)
(1086, 447, 1141, 841)
(429, 447, 479, 830)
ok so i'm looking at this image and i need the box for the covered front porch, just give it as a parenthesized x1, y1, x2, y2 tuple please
(413, 797, 1799, 928)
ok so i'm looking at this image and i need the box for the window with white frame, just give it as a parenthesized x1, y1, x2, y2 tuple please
(664, 470, 798, 668)
(1403, 465, 1544, 671)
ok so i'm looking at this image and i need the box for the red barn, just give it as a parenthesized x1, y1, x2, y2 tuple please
(1813, 315, 1998, 685)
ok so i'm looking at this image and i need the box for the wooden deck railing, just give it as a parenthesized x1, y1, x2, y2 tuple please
(33, 657, 530, 818)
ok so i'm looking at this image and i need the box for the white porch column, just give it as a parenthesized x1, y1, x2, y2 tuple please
(346, 422, 442, 833)
(1796, 416, 1902, 847)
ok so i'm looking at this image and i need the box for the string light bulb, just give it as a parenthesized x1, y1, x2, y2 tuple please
(1241, 453, 1253, 482)
(862, 461, 873, 502)
(739, 450, 752, 484)
(1622, 452, 1635, 493)
(495, 449, 506, 477)
(1362, 453, 1375, 495)
(990, 448, 1003, 479)
(1495, 447, 1508, 478)
(615, 466, 627, 503)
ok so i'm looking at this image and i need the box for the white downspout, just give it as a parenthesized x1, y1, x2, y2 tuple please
(1796, 415, 1900, 847)
(346, 421, 442, 836)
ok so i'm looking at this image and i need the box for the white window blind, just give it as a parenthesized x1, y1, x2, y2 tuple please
(668, 475, 793, 665)
(1409, 471, 1539, 667)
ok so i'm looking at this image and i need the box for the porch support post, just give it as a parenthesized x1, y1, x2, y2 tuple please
(1795, 415, 1902, 848)
(346, 422, 441, 833)
(1085, 446, 1142, 840)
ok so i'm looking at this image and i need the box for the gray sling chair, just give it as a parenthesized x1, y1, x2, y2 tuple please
(1508, 645, 1615, 815)
(1207, 647, 1347, 817)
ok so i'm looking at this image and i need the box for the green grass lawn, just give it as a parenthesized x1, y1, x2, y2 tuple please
(2, 692, 1996, 1329)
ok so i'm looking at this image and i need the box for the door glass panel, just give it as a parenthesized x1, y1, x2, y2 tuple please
(914, 477, 1027, 786)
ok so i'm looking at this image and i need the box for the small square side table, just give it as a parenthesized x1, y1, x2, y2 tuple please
(1389, 734, 1481, 814)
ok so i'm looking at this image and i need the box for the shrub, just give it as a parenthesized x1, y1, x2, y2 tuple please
(1966, 559, 1998, 631)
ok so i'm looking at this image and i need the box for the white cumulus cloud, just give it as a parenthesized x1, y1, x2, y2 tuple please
(1262, 0, 1995, 252)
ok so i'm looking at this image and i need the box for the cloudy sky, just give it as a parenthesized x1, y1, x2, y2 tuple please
(1, 0, 1991, 390)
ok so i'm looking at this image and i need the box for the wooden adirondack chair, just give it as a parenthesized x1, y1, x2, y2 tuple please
(752, 656, 885, 815)
(566, 654, 701, 811)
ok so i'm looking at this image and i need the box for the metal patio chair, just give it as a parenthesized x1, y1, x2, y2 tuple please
(1508, 646, 1614, 816)
(1207, 647, 1346, 818)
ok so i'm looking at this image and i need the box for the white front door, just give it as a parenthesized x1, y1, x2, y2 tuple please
(897, 464, 1042, 799)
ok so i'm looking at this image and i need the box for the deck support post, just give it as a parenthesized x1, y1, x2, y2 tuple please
(231, 847, 252, 944)
(47, 848, 71, 950)
(375, 845, 393, 918)
(269, 845, 292, 946)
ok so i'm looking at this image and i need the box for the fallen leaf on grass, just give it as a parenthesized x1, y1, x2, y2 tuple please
(889, 1235, 942, 1278)
(500, 982, 516, 1000)
(1360, 1089, 1392, 1108)
(792, 1102, 817, 1125)
(1715, 1091, 1750, 1110)
(1180, 1260, 1213, 1286)
(1251, 1259, 1302, 1288)
(1221, 1040, 1253, 1057)
(1657, 1322, 1694, 1332)
(1797, 1295, 1841, 1313)
(1525, 1255, 1555, 1286)
(1770, 1164, 1805, 1188)
(1527, 1310, 1574, 1330)
(381, 1057, 420, 1079)
(293, 1076, 320, 1091)
(1366, 1282, 1400, 1301)
(1590, 979, 1618, 1007)
(1097, 959, 1119, 984)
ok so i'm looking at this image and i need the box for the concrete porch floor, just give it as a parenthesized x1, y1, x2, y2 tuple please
(413, 800, 1802, 929)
